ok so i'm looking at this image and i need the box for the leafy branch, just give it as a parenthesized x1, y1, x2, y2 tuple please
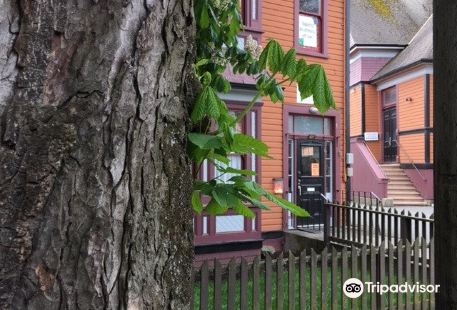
(190, 0, 335, 219)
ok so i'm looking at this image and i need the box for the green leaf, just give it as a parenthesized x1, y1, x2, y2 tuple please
(231, 198, 255, 218)
(258, 185, 309, 217)
(281, 49, 297, 77)
(218, 166, 256, 176)
(205, 198, 227, 215)
(207, 152, 230, 165)
(232, 134, 269, 157)
(188, 133, 223, 150)
(187, 142, 210, 164)
(212, 186, 230, 209)
(297, 64, 335, 113)
(206, 87, 221, 119)
(191, 87, 209, 123)
(214, 75, 231, 93)
(200, 6, 210, 29)
(193, 180, 216, 195)
(259, 40, 284, 73)
(191, 190, 203, 213)
(292, 59, 308, 81)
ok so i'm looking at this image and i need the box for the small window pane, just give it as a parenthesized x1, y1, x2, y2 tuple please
(215, 155, 242, 183)
(298, 15, 320, 48)
(288, 115, 294, 132)
(300, 0, 321, 15)
(383, 87, 396, 105)
(293, 116, 324, 135)
(216, 215, 244, 233)
(237, 36, 245, 49)
(251, 0, 257, 20)
(324, 118, 332, 135)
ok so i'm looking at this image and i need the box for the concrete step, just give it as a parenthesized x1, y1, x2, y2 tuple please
(388, 179, 412, 184)
(389, 192, 422, 197)
(389, 196, 424, 201)
(392, 200, 430, 206)
(384, 172, 408, 176)
(388, 184, 417, 190)
(388, 188, 418, 193)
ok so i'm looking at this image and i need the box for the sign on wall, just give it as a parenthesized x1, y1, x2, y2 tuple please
(298, 15, 318, 48)
(364, 132, 379, 141)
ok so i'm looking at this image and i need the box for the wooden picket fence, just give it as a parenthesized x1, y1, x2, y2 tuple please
(324, 202, 434, 248)
(193, 239, 435, 309)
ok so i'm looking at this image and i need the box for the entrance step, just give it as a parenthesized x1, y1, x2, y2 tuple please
(379, 164, 430, 207)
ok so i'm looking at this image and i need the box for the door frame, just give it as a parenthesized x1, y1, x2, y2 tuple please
(282, 105, 341, 230)
(380, 86, 398, 163)
(382, 106, 398, 163)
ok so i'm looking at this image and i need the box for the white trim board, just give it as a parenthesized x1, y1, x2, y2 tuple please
(350, 49, 401, 64)
(376, 64, 433, 91)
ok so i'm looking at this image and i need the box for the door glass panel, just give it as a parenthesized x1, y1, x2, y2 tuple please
(325, 141, 333, 201)
(299, 145, 321, 176)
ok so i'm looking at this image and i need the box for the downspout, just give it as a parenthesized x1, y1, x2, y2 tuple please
(345, 0, 351, 202)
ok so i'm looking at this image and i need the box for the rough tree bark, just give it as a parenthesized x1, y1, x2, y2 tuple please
(434, 1, 457, 308)
(0, 0, 195, 309)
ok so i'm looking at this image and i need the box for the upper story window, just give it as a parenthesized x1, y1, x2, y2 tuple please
(240, 0, 261, 31)
(295, 0, 327, 57)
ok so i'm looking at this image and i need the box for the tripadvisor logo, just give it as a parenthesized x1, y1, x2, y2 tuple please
(343, 278, 364, 298)
(343, 278, 440, 298)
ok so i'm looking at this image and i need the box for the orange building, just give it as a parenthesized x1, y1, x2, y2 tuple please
(349, 0, 433, 206)
(194, 0, 348, 261)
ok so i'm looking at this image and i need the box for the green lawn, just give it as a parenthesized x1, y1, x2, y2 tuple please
(193, 266, 432, 309)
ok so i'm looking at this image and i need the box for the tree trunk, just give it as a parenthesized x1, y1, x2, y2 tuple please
(0, 0, 195, 309)
(434, 1, 457, 308)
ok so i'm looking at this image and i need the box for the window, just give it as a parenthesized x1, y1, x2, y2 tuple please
(296, 0, 326, 56)
(288, 115, 333, 136)
(240, 0, 261, 30)
(382, 87, 396, 107)
(199, 106, 259, 183)
(237, 0, 262, 55)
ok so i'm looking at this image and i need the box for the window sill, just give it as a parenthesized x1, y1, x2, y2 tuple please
(242, 27, 263, 34)
(295, 46, 328, 59)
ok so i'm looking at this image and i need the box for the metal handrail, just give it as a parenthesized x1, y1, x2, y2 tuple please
(320, 193, 330, 202)
(397, 141, 427, 182)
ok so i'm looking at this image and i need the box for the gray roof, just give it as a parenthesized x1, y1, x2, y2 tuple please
(350, 0, 433, 47)
(371, 15, 433, 81)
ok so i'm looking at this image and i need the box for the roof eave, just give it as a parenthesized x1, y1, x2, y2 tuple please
(371, 59, 433, 83)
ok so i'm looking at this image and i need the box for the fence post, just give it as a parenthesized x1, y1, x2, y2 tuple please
(324, 203, 330, 244)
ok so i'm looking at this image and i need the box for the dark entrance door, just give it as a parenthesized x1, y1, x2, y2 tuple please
(296, 141, 325, 228)
(383, 108, 397, 162)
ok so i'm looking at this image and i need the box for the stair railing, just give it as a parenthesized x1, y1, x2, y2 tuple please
(361, 140, 388, 179)
(397, 141, 427, 182)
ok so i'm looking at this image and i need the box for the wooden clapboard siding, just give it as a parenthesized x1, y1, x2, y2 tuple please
(364, 84, 382, 161)
(430, 133, 434, 163)
(399, 134, 425, 163)
(398, 76, 425, 132)
(260, 0, 346, 231)
(349, 85, 362, 136)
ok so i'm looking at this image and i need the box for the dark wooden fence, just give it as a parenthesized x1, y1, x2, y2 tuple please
(324, 203, 434, 248)
(193, 240, 435, 309)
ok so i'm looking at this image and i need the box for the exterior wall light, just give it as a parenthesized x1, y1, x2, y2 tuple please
(273, 178, 284, 194)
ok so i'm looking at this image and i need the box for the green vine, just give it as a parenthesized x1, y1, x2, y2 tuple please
(190, 0, 335, 218)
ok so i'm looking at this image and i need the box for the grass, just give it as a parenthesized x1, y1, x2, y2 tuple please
(193, 263, 433, 309)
